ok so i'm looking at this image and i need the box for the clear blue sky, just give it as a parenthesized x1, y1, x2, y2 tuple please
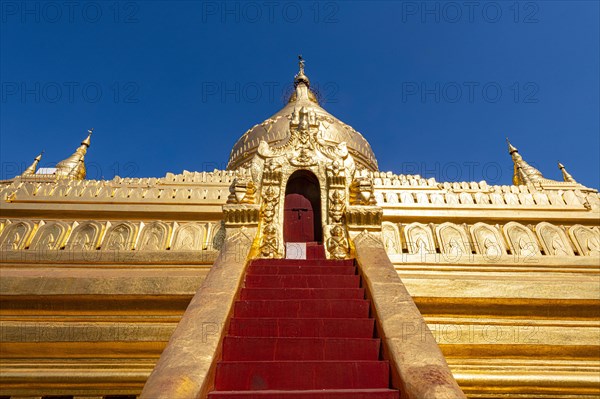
(1, 1, 598, 187)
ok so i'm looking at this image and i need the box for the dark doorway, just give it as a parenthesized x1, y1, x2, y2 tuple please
(284, 170, 322, 243)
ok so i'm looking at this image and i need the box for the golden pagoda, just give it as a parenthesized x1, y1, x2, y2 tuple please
(0, 59, 599, 399)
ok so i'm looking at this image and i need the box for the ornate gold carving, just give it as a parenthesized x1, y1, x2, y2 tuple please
(535, 222, 574, 256)
(254, 159, 284, 259)
(0, 220, 36, 250)
(403, 222, 436, 254)
(65, 221, 105, 250)
(259, 224, 279, 258)
(328, 189, 346, 224)
(345, 206, 382, 231)
(172, 223, 206, 251)
(382, 222, 401, 255)
(435, 223, 471, 257)
(325, 224, 349, 259)
(29, 221, 70, 250)
(257, 106, 355, 173)
(568, 225, 600, 256)
(470, 223, 506, 257)
(102, 222, 138, 251)
(227, 177, 256, 204)
(138, 221, 172, 250)
(223, 204, 260, 226)
(350, 172, 377, 206)
(503, 222, 541, 257)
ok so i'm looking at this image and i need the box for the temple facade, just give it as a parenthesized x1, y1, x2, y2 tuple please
(1, 61, 599, 399)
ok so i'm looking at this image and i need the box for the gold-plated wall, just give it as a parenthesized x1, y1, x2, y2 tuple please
(1, 168, 599, 398)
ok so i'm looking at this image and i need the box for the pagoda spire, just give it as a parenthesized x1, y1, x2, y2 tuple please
(558, 162, 577, 183)
(289, 55, 319, 105)
(21, 151, 44, 176)
(55, 129, 93, 180)
(294, 54, 310, 87)
(506, 138, 545, 185)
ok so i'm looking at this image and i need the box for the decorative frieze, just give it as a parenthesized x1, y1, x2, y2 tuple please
(369, 220, 599, 258)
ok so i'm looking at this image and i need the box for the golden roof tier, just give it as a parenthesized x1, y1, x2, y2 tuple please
(227, 57, 378, 171)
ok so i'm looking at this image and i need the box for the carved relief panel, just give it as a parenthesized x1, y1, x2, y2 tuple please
(138, 221, 172, 250)
(435, 223, 471, 257)
(101, 222, 139, 251)
(382, 222, 401, 255)
(569, 225, 600, 256)
(403, 222, 435, 254)
(535, 222, 574, 256)
(172, 223, 206, 251)
(66, 221, 106, 250)
(29, 221, 71, 250)
(503, 222, 541, 257)
(0, 220, 36, 250)
(470, 223, 506, 258)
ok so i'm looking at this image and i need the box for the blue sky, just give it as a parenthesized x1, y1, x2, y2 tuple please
(1, 1, 598, 187)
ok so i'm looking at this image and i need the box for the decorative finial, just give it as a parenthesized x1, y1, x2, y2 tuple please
(55, 129, 92, 180)
(506, 137, 518, 154)
(558, 161, 577, 183)
(294, 54, 310, 87)
(82, 128, 93, 146)
(21, 150, 44, 176)
(506, 139, 546, 185)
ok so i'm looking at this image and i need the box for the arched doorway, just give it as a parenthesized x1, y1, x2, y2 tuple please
(283, 170, 322, 243)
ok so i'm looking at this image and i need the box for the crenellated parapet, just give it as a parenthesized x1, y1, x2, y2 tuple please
(374, 182, 598, 209)
(0, 170, 239, 205)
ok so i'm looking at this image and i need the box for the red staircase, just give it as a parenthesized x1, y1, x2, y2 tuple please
(208, 244, 400, 399)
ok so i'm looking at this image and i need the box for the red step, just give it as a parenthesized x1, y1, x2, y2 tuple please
(245, 275, 360, 288)
(247, 265, 356, 275)
(306, 243, 325, 259)
(250, 259, 354, 267)
(210, 257, 400, 398)
(228, 318, 375, 338)
(214, 361, 391, 390)
(222, 337, 380, 361)
(208, 389, 399, 398)
(234, 300, 370, 318)
(240, 288, 365, 300)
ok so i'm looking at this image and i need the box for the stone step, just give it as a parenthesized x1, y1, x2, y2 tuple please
(208, 389, 400, 399)
(213, 360, 391, 390)
(234, 299, 370, 318)
(245, 274, 360, 289)
(222, 337, 380, 361)
(228, 318, 376, 338)
(240, 288, 365, 300)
